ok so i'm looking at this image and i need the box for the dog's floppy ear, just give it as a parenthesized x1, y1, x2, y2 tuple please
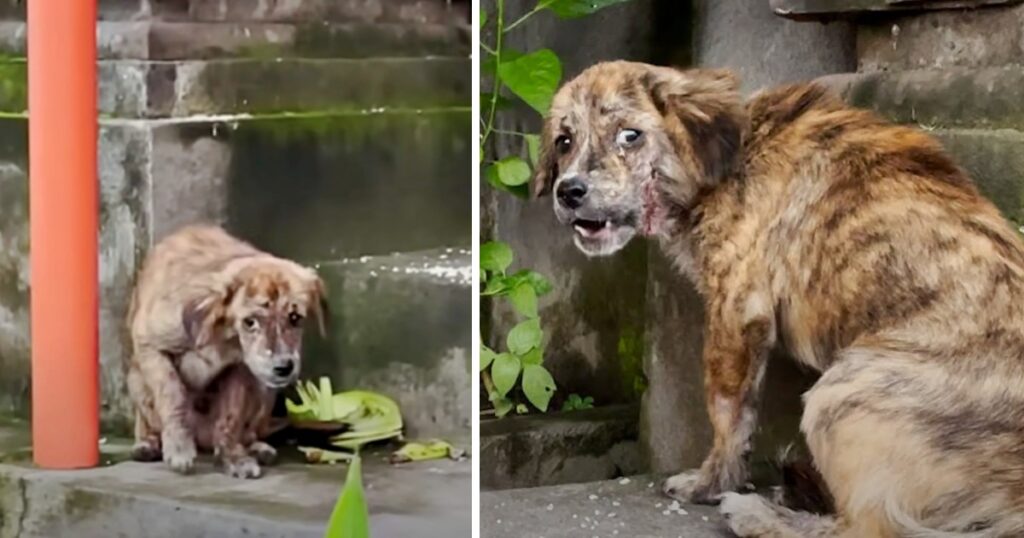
(183, 288, 230, 347)
(643, 67, 747, 192)
(306, 271, 329, 337)
(531, 115, 559, 198)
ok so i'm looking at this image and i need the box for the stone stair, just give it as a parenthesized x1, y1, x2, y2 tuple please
(797, 2, 1024, 227)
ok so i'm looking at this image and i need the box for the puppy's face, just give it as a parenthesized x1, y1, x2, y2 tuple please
(533, 62, 745, 257)
(186, 260, 327, 389)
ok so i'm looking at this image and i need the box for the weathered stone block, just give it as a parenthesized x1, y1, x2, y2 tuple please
(0, 118, 152, 431)
(856, 4, 1024, 71)
(307, 249, 471, 436)
(480, 405, 642, 490)
(933, 128, 1024, 225)
(220, 111, 471, 260)
(822, 67, 1024, 129)
(0, 20, 469, 62)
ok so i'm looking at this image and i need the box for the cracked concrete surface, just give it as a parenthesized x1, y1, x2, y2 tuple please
(0, 423, 470, 538)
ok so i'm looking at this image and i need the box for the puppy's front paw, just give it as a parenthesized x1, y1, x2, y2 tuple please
(662, 470, 722, 505)
(248, 441, 277, 466)
(224, 456, 262, 479)
(161, 429, 197, 474)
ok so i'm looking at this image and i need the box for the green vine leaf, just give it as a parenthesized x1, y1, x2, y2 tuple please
(539, 0, 630, 18)
(508, 281, 538, 318)
(494, 156, 531, 187)
(507, 318, 542, 354)
(480, 241, 514, 274)
(492, 353, 522, 398)
(497, 49, 562, 115)
(521, 347, 543, 366)
(480, 344, 498, 371)
(522, 364, 557, 411)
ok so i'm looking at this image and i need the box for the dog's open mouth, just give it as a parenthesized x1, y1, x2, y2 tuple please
(573, 218, 611, 238)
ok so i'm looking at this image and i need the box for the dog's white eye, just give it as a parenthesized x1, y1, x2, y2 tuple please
(616, 128, 642, 146)
(242, 317, 258, 330)
(556, 135, 572, 155)
(288, 312, 303, 327)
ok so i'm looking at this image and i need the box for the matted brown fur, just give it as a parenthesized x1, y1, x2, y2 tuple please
(534, 61, 1024, 536)
(126, 225, 326, 478)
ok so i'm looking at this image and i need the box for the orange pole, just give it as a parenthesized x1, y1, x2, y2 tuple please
(28, 1, 99, 468)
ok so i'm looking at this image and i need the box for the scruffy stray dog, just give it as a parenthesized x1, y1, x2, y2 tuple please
(127, 225, 325, 478)
(533, 61, 1024, 536)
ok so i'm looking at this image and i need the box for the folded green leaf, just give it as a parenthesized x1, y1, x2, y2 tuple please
(389, 440, 459, 464)
(324, 455, 369, 538)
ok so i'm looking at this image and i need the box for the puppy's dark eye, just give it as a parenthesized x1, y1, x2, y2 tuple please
(242, 317, 258, 330)
(616, 128, 642, 146)
(288, 312, 303, 327)
(555, 135, 572, 155)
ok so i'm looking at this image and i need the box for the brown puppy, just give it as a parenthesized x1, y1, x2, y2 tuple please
(126, 225, 325, 478)
(534, 61, 1024, 536)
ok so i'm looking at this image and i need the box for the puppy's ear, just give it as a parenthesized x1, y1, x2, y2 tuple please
(531, 115, 559, 198)
(643, 66, 747, 195)
(183, 290, 229, 347)
(307, 273, 329, 338)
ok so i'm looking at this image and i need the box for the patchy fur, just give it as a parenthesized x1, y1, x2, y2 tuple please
(126, 225, 326, 477)
(535, 61, 1024, 536)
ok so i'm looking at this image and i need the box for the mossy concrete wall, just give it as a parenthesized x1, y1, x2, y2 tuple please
(0, 1, 470, 436)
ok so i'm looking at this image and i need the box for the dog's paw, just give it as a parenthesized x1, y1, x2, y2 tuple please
(161, 430, 197, 474)
(663, 470, 722, 505)
(720, 493, 787, 538)
(224, 456, 262, 479)
(130, 439, 162, 462)
(248, 441, 277, 466)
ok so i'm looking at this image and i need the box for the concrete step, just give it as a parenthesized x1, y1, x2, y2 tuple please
(770, 0, 1020, 20)
(820, 66, 1024, 130)
(0, 20, 470, 60)
(307, 248, 471, 437)
(0, 424, 470, 538)
(481, 405, 642, 491)
(0, 0, 470, 26)
(482, 476, 726, 538)
(856, 3, 1024, 72)
(0, 57, 471, 117)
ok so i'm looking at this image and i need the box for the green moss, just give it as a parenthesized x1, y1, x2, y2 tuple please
(616, 327, 647, 398)
(0, 61, 25, 114)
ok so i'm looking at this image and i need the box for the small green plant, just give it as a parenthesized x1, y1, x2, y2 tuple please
(480, 0, 631, 417)
(561, 393, 595, 411)
(480, 240, 557, 416)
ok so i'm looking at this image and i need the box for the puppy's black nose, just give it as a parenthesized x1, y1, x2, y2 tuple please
(273, 360, 295, 378)
(556, 177, 588, 209)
